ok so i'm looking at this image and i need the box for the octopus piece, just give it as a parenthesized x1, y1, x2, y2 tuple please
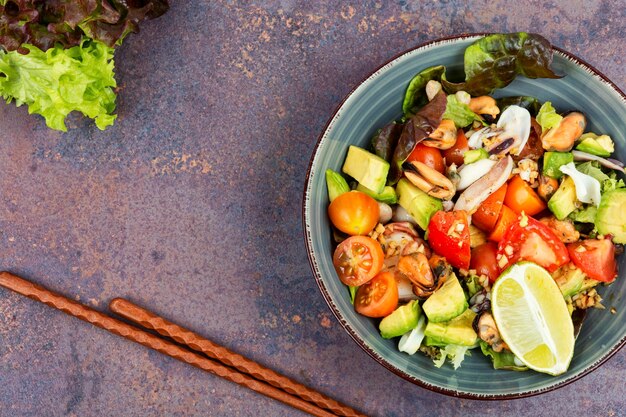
(378, 222, 431, 259)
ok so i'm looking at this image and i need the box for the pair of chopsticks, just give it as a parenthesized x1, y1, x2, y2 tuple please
(0, 272, 366, 417)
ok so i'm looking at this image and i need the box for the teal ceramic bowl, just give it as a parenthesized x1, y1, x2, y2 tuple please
(303, 34, 626, 398)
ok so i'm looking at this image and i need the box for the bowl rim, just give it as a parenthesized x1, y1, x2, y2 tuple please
(302, 32, 626, 400)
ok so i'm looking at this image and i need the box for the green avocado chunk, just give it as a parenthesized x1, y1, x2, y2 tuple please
(422, 273, 468, 323)
(576, 133, 614, 157)
(463, 148, 489, 165)
(325, 169, 350, 202)
(396, 178, 442, 230)
(356, 184, 398, 204)
(548, 176, 578, 220)
(379, 300, 421, 339)
(553, 265, 586, 298)
(424, 309, 478, 347)
(596, 188, 626, 243)
(342, 146, 390, 194)
(543, 152, 573, 179)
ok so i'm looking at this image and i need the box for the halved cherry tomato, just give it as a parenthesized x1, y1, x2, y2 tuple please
(407, 143, 445, 173)
(333, 236, 384, 286)
(427, 210, 470, 270)
(497, 214, 570, 273)
(470, 242, 500, 283)
(328, 191, 379, 235)
(504, 175, 546, 216)
(472, 184, 508, 232)
(567, 238, 617, 282)
(487, 205, 517, 242)
(354, 271, 398, 318)
(442, 129, 469, 166)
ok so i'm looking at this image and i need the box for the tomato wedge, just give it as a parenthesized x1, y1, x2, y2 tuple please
(497, 214, 570, 273)
(354, 271, 399, 318)
(333, 236, 384, 286)
(487, 205, 517, 242)
(472, 183, 508, 232)
(470, 241, 500, 283)
(407, 143, 445, 173)
(427, 210, 470, 270)
(567, 238, 617, 282)
(442, 129, 469, 166)
(504, 175, 546, 216)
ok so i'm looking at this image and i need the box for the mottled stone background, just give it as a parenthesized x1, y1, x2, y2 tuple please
(0, 1, 624, 416)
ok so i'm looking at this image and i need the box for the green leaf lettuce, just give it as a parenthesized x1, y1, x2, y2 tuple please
(536, 101, 563, 132)
(0, 40, 117, 131)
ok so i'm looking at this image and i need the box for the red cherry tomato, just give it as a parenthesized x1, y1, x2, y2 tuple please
(407, 143, 445, 173)
(504, 175, 546, 216)
(333, 236, 384, 286)
(328, 191, 379, 235)
(497, 214, 570, 273)
(442, 129, 469, 166)
(427, 210, 471, 270)
(472, 184, 508, 232)
(354, 271, 399, 318)
(567, 238, 617, 282)
(470, 242, 500, 283)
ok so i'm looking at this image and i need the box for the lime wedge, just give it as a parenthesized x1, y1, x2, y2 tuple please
(492, 262, 574, 375)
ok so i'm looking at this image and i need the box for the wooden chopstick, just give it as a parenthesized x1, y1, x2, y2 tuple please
(0, 272, 357, 417)
(109, 298, 366, 417)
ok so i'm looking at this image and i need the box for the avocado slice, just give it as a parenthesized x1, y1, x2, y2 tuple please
(576, 133, 614, 157)
(396, 178, 442, 230)
(553, 265, 586, 298)
(325, 169, 350, 202)
(342, 146, 390, 194)
(424, 309, 478, 347)
(379, 300, 421, 339)
(356, 184, 398, 204)
(422, 273, 468, 323)
(548, 176, 578, 220)
(543, 152, 573, 179)
(463, 148, 489, 165)
(596, 188, 626, 243)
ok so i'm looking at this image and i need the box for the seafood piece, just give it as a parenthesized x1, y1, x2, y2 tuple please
(378, 202, 393, 224)
(541, 112, 586, 152)
(402, 160, 456, 200)
(469, 96, 500, 117)
(540, 216, 580, 243)
(397, 252, 443, 298)
(425, 80, 442, 101)
(454, 156, 514, 213)
(538, 174, 558, 201)
(378, 222, 430, 258)
(572, 150, 625, 173)
(423, 119, 457, 150)
(474, 312, 508, 353)
(457, 158, 497, 191)
(468, 105, 531, 156)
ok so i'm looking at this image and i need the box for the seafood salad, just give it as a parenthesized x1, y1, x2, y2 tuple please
(325, 33, 624, 375)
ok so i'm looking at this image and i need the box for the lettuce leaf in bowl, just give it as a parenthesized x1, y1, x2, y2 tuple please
(442, 32, 562, 96)
(403, 33, 562, 110)
(0, 40, 117, 131)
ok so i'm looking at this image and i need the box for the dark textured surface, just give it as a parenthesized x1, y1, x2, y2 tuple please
(0, 2, 624, 416)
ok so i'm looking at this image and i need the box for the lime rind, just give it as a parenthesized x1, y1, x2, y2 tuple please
(492, 261, 575, 375)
